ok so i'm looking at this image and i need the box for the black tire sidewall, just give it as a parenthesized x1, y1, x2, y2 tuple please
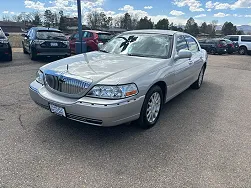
(239, 47, 247, 55)
(138, 85, 163, 129)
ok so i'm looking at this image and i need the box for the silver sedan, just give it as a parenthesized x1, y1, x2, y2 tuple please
(29, 30, 207, 129)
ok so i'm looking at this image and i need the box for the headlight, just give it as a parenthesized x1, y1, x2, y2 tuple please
(62, 41, 69, 45)
(33, 40, 45, 45)
(0, 39, 8, 44)
(36, 70, 44, 85)
(87, 84, 138, 99)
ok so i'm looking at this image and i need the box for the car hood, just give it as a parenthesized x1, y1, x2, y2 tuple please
(41, 51, 166, 84)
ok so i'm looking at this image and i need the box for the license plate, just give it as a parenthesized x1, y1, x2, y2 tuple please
(50, 43, 58, 47)
(49, 104, 66, 117)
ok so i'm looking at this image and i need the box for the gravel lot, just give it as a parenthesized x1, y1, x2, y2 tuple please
(0, 51, 251, 188)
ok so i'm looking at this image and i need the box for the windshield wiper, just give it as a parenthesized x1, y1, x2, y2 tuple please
(128, 53, 162, 58)
(99, 49, 109, 53)
(53, 36, 66, 40)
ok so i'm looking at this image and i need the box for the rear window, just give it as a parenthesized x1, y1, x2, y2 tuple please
(223, 39, 232, 44)
(98, 33, 112, 40)
(241, 36, 251, 42)
(36, 30, 67, 41)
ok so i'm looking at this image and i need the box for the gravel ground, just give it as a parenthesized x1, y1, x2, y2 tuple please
(0, 51, 251, 188)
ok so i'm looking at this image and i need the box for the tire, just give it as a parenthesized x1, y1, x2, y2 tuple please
(30, 48, 37, 60)
(5, 53, 12, 61)
(23, 43, 28, 54)
(87, 46, 92, 52)
(239, 46, 247, 55)
(136, 85, 163, 129)
(191, 65, 206, 89)
(210, 48, 216, 55)
(228, 51, 233, 54)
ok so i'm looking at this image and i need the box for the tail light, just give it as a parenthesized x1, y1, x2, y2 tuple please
(218, 44, 223, 48)
(231, 43, 234, 48)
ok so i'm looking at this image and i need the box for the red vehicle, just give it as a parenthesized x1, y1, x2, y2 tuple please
(69, 30, 113, 53)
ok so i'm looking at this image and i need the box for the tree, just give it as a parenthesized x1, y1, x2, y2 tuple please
(200, 22, 207, 34)
(237, 30, 245, 35)
(155, 18, 169, 30)
(222, 22, 237, 35)
(185, 17, 199, 37)
(100, 12, 112, 29)
(44, 10, 53, 28)
(121, 13, 132, 30)
(33, 13, 41, 26)
(87, 11, 101, 29)
(136, 16, 153, 29)
(59, 10, 66, 31)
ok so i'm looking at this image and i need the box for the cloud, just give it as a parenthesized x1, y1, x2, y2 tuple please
(173, 0, 205, 12)
(207, 9, 212, 11)
(2, 11, 9, 14)
(144, 6, 153, 10)
(169, 10, 185, 16)
(205, 0, 251, 10)
(10, 12, 15, 15)
(194, 14, 206, 18)
(214, 12, 230, 17)
(119, 5, 134, 11)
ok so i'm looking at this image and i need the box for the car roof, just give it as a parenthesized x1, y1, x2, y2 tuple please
(84, 30, 111, 34)
(31, 27, 62, 32)
(123, 29, 182, 36)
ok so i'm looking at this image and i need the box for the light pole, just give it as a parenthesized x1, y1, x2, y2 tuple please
(77, 0, 83, 53)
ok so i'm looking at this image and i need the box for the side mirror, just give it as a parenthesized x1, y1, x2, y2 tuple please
(98, 43, 104, 50)
(175, 49, 192, 60)
(5, 33, 9, 37)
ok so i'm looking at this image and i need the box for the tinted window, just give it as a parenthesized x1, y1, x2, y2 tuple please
(98, 33, 112, 40)
(224, 39, 233, 44)
(176, 35, 188, 52)
(102, 34, 172, 59)
(229, 36, 238, 42)
(36, 30, 67, 40)
(241, 36, 251, 42)
(185, 36, 199, 52)
(219, 40, 227, 46)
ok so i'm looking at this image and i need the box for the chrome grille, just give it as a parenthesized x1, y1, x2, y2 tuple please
(45, 72, 92, 95)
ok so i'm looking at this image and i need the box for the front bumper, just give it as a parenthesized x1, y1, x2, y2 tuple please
(29, 81, 145, 127)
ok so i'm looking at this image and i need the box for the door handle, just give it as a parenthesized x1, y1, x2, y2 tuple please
(188, 60, 193, 65)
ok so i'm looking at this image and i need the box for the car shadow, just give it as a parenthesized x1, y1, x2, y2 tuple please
(32, 81, 224, 158)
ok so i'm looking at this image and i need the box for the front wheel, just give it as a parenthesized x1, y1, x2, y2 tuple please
(191, 65, 206, 89)
(136, 85, 163, 129)
(30, 48, 37, 60)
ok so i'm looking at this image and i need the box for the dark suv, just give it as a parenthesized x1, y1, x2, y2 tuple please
(22, 27, 70, 60)
(198, 38, 227, 55)
(0, 27, 12, 61)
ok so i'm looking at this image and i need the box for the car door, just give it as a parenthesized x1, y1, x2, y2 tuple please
(69, 33, 79, 53)
(185, 36, 204, 81)
(171, 35, 194, 97)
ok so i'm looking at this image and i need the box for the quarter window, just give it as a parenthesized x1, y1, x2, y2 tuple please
(176, 35, 188, 52)
(185, 36, 199, 52)
(241, 36, 251, 42)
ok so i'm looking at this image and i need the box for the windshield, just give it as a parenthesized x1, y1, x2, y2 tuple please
(36, 30, 67, 41)
(101, 33, 172, 59)
(0, 31, 6, 39)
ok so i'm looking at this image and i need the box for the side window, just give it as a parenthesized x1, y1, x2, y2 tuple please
(229, 36, 238, 42)
(27, 29, 32, 37)
(176, 35, 188, 52)
(185, 36, 199, 53)
(241, 36, 251, 42)
(83, 31, 88, 38)
(73, 33, 79, 39)
(88, 32, 93, 38)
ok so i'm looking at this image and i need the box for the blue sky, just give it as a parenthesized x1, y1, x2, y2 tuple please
(1, 0, 251, 25)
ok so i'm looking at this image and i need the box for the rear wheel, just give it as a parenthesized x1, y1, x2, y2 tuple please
(191, 65, 206, 89)
(239, 46, 247, 55)
(136, 85, 163, 129)
(30, 48, 37, 60)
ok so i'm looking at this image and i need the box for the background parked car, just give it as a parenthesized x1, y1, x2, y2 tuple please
(0, 27, 12, 61)
(22, 27, 70, 60)
(68, 30, 112, 53)
(198, 38, 227, 55)
(224, 35, 251, 55)
(222, 39, 239, 54)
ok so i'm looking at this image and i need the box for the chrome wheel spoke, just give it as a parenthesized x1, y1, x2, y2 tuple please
(146, 92, 161, 123)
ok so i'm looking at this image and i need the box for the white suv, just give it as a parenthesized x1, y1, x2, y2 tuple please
(224, 35, 251, 55)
